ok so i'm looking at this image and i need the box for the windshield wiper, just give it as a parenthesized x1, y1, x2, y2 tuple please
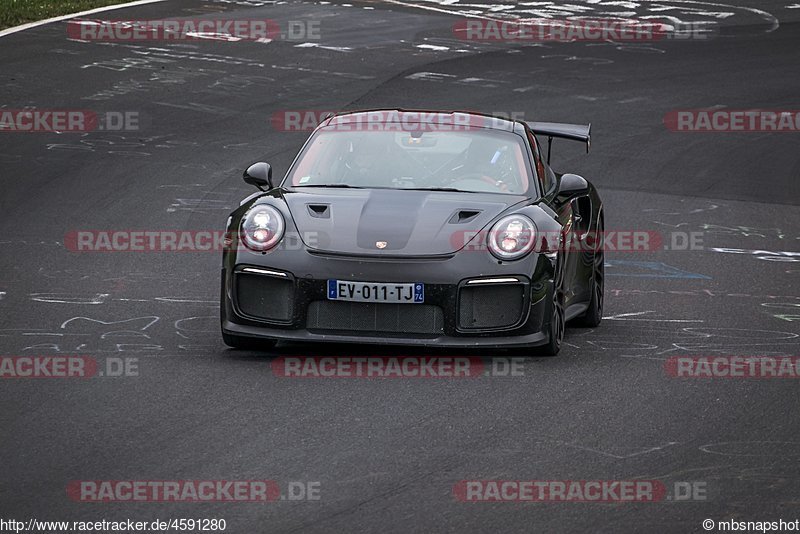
(294, 184, 364, 189)
(403, 187, 474, 193)
(294, 184, 474, 192)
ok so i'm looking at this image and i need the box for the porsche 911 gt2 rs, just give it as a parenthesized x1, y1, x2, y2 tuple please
(220, 110, 603, 355)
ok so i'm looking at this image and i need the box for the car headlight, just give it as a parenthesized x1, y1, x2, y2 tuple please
(487, 214, 536, 260)
(241, 205, 285, 251)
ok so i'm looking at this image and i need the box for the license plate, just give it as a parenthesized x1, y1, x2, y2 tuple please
(327, 280, 424, 303)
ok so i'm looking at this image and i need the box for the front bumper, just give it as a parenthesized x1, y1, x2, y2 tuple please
(220, 248, 555, 348)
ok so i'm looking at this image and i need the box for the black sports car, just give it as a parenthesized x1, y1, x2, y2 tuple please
(220, 110, 603, 355)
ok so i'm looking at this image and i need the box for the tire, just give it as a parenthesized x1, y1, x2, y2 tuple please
(575, 215, 604, 328)
(222, 331, 277, 350)
(539, 254, 566, 356)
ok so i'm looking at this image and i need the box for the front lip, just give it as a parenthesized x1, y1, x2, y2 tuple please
(221, 319, 548, 348)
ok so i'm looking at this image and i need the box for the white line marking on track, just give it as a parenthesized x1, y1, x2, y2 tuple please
(0, 0, 166, 38)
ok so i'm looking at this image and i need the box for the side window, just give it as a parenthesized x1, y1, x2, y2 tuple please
(527, 131, 553, 194)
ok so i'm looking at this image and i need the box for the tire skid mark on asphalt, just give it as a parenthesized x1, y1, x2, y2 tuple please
(700, 441, 800, 457)
(556, 440, 681, 459)
(603, 310, 704, 322)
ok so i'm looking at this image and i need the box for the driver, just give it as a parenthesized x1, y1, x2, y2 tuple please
(343, 133, 399, 186)
(457, 140, 511, 192)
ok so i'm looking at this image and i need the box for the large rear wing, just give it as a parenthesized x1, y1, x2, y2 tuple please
(526, 121, 591, 163)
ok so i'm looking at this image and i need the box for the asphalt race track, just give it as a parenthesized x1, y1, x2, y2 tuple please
(1, 0, 799, 531)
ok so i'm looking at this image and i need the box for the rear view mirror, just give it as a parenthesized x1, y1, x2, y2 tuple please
(243, 162, 272, 190)
(556, 173, 589, 201)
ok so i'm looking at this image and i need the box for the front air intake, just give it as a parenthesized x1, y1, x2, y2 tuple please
(235, 272, 294, 322)
(458, 284, 525, 329)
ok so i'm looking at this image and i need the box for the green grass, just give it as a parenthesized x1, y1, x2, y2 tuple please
(0, 0, 132, 30)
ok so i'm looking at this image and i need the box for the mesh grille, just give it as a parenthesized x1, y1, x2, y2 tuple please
(459, 284, 525, 329)
(307, 301, 444, 335)
(235, 273, 294, 322)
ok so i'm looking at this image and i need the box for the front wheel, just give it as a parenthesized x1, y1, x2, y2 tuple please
(539, 256, 565, 356)
(575, 217, 604, 328)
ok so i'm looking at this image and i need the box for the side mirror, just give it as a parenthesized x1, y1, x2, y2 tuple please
(556, 173, 589, 201)
(243, 162, 272, 190)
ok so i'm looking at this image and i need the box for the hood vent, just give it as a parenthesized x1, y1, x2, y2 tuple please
(449, 210, 482, 224)
(307, 204, 330, 219)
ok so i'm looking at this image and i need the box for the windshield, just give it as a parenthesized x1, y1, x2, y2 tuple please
(284, 126, 534, 195)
